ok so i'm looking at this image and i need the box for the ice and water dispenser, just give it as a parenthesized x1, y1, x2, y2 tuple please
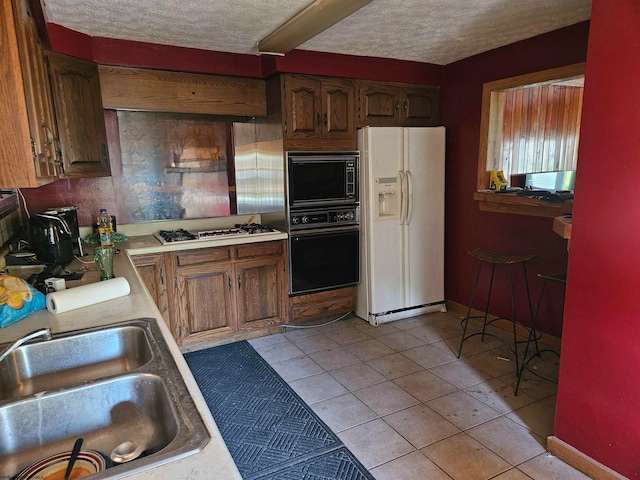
(374, 176, 400, 220)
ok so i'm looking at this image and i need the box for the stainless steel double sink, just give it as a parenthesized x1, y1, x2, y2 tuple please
(0, 318, 210, 478)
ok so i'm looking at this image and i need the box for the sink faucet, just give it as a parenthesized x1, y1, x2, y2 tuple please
(0, 327, 52, 363)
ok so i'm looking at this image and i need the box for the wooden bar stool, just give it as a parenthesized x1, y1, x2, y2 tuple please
(514, 271, 566, 395)
(457, 248, 537, 376)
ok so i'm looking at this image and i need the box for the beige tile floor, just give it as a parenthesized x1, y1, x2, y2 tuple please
(249, 311, 591, 480)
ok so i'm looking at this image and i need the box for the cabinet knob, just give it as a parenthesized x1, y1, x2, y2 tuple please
(323, 112, 328, 127)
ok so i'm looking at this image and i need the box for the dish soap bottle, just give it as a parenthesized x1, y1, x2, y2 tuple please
(97, 208, 114, 247)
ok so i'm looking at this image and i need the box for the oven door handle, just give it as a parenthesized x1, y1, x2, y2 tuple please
(290, 225, 360, 237)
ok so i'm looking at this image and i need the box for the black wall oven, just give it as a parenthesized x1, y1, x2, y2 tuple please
(289, 226, 360, 295)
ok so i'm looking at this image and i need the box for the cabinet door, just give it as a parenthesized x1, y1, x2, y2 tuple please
(400, 86, 439, 126)
(235, 255, 286, 331)
(283, 75, 321, 139)
(321, 79, 355, 140)
(3, 0, 59, 185)
(46, 52, 111, 177)
(358, 82, 401, 126)
(174, 262, 237, 346)
(131, 253, 170, 322)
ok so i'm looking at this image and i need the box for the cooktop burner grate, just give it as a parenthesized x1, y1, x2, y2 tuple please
(158, 229, 197, 242)
(235, 223, 277, 234)
(155, 224, 278, 244)
(198, 228, 248, 239)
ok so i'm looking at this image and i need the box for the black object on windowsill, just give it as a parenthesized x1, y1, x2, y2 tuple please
(516, 190, 574, 203)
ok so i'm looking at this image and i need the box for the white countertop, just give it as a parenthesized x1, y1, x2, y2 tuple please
(0, 233, 291, 479)
(127, 230, 288, 255)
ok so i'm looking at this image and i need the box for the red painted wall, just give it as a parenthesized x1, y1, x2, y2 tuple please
(47, 24, 265, 78)
(440, 22, 589, 336)
(554, 1, 640, 477)
(274, 49, 443, 84)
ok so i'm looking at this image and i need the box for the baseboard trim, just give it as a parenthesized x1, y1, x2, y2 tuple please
(547, 436, 627, 480)
(445, 300, 562, 350)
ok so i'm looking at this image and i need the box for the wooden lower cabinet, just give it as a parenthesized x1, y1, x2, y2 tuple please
(174, 260, 237, 344)
(236, 256, 286, 331)
(289, 286, 357, 324)
(131, 253, 170, 320)
(133, 240, 288, 347)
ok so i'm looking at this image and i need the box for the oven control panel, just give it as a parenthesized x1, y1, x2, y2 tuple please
(289, 206, 360, 229)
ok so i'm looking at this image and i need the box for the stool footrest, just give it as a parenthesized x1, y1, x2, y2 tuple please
(514, 349, 560, 395)
(458, 331, 517, 357)
(460, 316, 541, 345)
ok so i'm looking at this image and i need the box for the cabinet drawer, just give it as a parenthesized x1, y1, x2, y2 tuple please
(175, 247, 231, 266)
(234, 241, 283, 260)
(290, 286, 356, 323)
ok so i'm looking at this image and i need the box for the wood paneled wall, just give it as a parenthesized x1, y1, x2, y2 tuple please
(500, 84, 583, 176)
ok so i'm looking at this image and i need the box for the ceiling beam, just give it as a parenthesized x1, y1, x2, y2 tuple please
(257, 0, 373, 55)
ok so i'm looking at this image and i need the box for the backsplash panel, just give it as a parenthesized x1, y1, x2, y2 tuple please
(20, 111, 248, 227)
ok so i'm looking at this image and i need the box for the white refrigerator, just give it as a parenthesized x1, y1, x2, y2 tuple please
(356, 126, 446, 326)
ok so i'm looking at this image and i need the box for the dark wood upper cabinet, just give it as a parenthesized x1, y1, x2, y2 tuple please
(46, 51, 111, 177)
(321, 79, 356, 139)
(401, 85, 439, 126)
(358, 80, 439, 127)
(358, 82, 401, 126)
(281, 74, 356, 150)
(284, 75, 322, 139)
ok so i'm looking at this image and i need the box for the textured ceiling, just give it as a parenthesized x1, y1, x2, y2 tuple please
(43, 0, 592, 66)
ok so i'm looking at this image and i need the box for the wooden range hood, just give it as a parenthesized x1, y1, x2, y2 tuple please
(98, 65, 266, 117)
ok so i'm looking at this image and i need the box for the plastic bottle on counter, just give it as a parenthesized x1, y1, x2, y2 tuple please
(97, 208, 114, 247)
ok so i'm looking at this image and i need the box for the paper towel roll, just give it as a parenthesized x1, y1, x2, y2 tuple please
(46, 277, 131, 314)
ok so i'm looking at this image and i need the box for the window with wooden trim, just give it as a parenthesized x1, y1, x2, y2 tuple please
(478, 63, 585, 191)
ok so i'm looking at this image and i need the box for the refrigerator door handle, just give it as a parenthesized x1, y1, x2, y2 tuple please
(399, 170, 407, 225)
(405, 169, 413, 224)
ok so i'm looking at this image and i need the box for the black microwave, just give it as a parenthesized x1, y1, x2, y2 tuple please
(287, 152, 359, 208)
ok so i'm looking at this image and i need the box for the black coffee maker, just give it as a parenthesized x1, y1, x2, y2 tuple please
(29, 207, 82, 266)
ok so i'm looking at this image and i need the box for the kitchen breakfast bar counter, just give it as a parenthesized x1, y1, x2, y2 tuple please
(0, 230, 288, 479)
